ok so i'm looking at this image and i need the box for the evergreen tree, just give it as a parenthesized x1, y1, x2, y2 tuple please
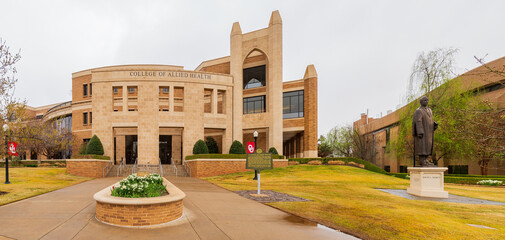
(86, 135, 104, 155)
(229, 140, 246, 154)
(193, 139, 209, 154)
(205, 137, 219, 154)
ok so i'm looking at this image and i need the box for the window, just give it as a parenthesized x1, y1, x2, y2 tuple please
(128, 86, 137, 94)
(89, 83, 92, 96)
(243, 65, 266, 89)
(174, 87, 184, 112)
(283, 90, 304, 119)
(129, 108, 135, 112)
(89, 112, 92, 124)
(217, 90, 225, 114)
(83, 112, 88, 125)
(384, 166, 390, 173)
(83, 84, 88, 97)
(162, 87, 169, 93)
(204, 89, 213, 113)
(399, 165, 408, 173)
(243, 95, 266, 114)
(113, 88, 118, 94)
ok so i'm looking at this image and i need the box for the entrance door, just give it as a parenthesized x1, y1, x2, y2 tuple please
(125, 135, 138, 164)
(159, 135, 172, 164)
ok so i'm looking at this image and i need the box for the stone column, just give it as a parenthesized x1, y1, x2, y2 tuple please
(230, 22, 243, 143)
(303, 65, 318, 158)
(267, 10, 283, 155)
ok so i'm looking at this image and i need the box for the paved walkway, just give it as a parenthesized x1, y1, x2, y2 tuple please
(0, 177, 357, 240)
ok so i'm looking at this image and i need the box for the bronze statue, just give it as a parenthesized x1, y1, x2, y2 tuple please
(412, 96, 438, 167)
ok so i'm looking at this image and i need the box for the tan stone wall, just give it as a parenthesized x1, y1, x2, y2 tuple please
(66, 160, 110, 178)
(96, 200, 183, 226)
(201, 62, 230, 74)
(72, 131, 92, 155)
(186, 159, 288, 177)
(303, 73, 318, 157)
(72, 74, 92, 103)
(283, 118, 304, 128)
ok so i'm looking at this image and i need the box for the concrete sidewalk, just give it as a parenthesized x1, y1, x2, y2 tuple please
(0, 177, 357, 240)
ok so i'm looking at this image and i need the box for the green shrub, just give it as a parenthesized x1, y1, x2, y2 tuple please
(288, 157, 388, 175)
(24, 164, 38, 167)
(86, 135, 104, 155)
(193, 139, 209, 154)
(78, 142, 87, 155)
(229, 140, 246, 154)
(268, 147, 278, 155)
(205, 137, 219, 154)
(186, 154, 285, 160)
(71, 155, 111, 160)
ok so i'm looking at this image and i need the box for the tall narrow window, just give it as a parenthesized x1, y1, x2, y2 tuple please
(89, 83, 92, 96)
(159, 86, 169, 111)
(89, 112, 92, 124)
(83, 112, 88, 125)
(283, 90, 304, 119)
(174, 87, 184, 112)
(217, 90, 225, 114)
(243, 95, 266, 114)
(83, 84, 88, 97)
(243, 65, 266, 89)
(204, 89, 213, 113)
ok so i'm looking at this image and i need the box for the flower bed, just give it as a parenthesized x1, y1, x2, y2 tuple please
(111, 173, 166, 198)
(477, 179, 503, 186)
(94, 175, 185, 227)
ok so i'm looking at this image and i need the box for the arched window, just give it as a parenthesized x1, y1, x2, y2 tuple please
(245, 78, 262, 89)
(243, 65, 266, 89)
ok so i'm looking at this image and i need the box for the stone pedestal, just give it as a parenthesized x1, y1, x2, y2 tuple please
(407, 167, 448, 198)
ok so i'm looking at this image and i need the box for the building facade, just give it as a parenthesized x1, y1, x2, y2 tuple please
(354, 57, 505, 175)
(25, 11, 318, 165)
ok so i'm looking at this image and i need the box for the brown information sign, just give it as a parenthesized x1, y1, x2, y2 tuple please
(246, 149, 273, 170)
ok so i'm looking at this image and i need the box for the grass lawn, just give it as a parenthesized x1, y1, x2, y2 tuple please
(0, 168, 91, 206)
(204, 165, 505, 240)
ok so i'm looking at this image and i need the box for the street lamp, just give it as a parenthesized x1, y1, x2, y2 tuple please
(253, 130, 258, 180)
(3, 123, 10, 184)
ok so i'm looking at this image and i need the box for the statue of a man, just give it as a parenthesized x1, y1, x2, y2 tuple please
(412, 96, 438, 167)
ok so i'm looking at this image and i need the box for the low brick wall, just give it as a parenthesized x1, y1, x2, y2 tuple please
(185, 159, 288, 177)
(66, 159, 111, 178)
(94, 178, 185, 227)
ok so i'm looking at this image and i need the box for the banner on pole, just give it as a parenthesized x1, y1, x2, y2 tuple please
(246, 142, 255, 153)
(8, 141, 18, 156)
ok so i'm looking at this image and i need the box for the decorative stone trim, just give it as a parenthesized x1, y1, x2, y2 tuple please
(94, 178, 185, 227)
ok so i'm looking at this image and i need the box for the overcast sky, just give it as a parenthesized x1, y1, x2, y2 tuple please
(1, 0, 505, 136)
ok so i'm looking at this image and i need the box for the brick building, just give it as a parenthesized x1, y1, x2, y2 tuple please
(354, 57, 505, 175)
(24, 11, 318, 165)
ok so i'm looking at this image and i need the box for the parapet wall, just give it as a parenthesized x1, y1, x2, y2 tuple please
(185, 159, 288, 177)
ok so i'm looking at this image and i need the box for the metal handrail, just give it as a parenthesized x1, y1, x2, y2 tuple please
(158, 158, 163, 176)
(117, 157, 125, 177)
(172, 160, 177, 177)
(102, 161, 113, 177)
(184, 162, 191, 177)
(132, 158, 138, 175)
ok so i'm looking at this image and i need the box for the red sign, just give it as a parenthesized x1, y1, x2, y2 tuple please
(8, 141, 18, 156)
(246, 142, 255, 153)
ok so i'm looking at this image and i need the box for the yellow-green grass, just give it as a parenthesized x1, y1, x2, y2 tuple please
(0, 168, 91, 206)
(204, 165, 505, 240)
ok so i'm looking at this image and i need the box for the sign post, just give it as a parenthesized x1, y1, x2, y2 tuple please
(246, 149, 272, 195)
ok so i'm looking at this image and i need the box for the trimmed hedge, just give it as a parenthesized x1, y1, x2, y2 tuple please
(71, 155, 111, 160)
(193, 139, 209, 154)
(268, 147, 279, 155)
(229, 140, 246, 154)
(186, 154, 285, 160)
(288, 157, 388, 175)
(205, 137, 219, 154)
(86, 135, 104, 155)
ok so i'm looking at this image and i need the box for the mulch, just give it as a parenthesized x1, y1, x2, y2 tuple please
(234, 190, 311, 203)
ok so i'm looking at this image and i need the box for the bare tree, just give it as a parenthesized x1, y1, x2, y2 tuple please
(18, 119, 73, 161)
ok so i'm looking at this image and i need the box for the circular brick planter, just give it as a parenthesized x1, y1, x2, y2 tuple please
(93, 178, 185, 227)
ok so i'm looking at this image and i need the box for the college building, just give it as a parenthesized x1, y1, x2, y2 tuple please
(354, 57, 505, 175)
(23, 11, 318, 166)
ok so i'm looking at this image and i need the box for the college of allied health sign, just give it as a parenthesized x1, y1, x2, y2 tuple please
(246, 149, 272, 195)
